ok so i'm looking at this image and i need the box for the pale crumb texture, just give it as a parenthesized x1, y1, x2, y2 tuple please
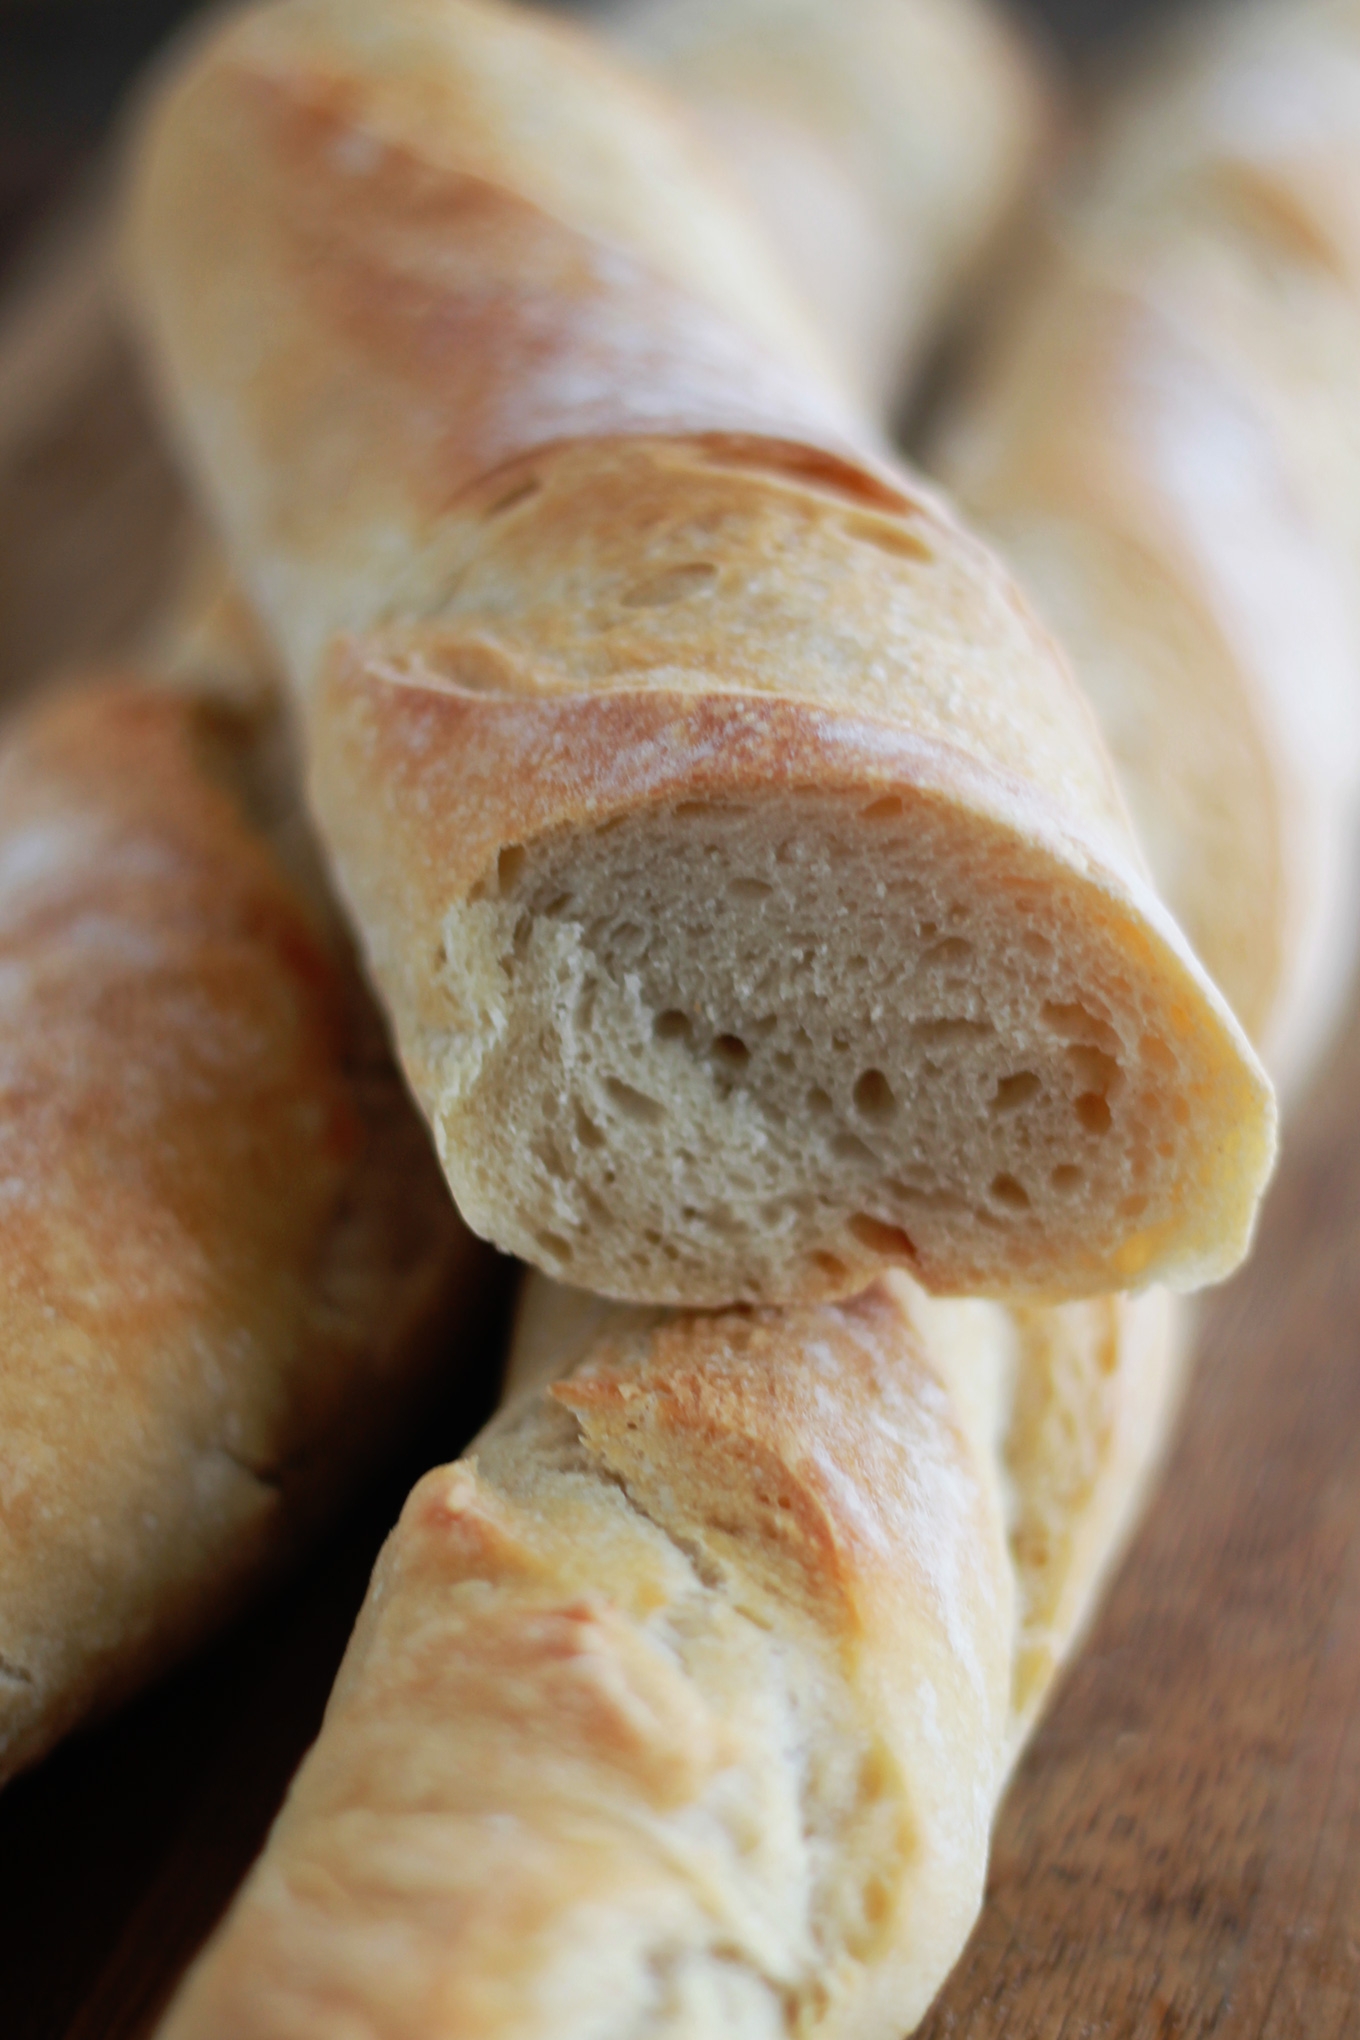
(430, 785, 1260, 1307)
(0, 681, 480, 1785)
(155, 1278, 1016, 2040)
(126, 0, 1277, 1306)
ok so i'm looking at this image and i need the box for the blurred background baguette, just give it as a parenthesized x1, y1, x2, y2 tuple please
(930, 0, 1360, 1087)
(0, 666, 492, 1787)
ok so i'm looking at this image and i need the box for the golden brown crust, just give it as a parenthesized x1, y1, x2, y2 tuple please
(123, 0, 1277, 1306)
(0, 680, 483, 1784)
(315, 648, 1273, 1303)
(936, 242, 1355, 1069)
(145, 1256, 1187, 2040)
(933, 0, 1360, 1087)
(154, 1275, 1016, 2040)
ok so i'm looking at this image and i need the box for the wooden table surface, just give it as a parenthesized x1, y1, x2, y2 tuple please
(3, 219, 1359, 2040)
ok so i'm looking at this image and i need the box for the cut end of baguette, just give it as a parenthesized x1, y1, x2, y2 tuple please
(438, 789, 1272, 1304)
(315, 673, 1276, 1311)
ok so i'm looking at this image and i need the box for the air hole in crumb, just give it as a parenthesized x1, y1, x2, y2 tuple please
(834, 1132, 875, 1164)
(1121, 1193, 1149, 1218)
(813, 1252, 848, 1282)
(1022, 930, 1053, 959)
(774, 1050, 795, 1073)
(861, 1874, 893, 1929)
(653, 1009, 692, 1043)
(805, 1981, 832, 2021)
(807, 1086, 834, 1116)
(1051, 1164, 1083, 1193)
(1142, 1031, 1177, 1072)
(535, 1230, 573, 1263)
(858, 1749, 891, 1805)
(619, 561, 719, 608)
(849, 1214, 918, 1262)
(574, 1103, 605, 1150)
(604, 1077, 666, 1124)
(862, 795, 904, 822)
(575, 982, 597, 1031)
(752, 1015, 778, 1037)
(483, 475, 541, 518)
(496, 844, 526, 896)
(991, 1071, 1041, 1115)
(712, 1034, 750, 1069)
(541, 891, 573, 919)
(532, 1136, 568, 1181)
(853, 1069, 897, 1120)
(844, 513, 933, 562)
(731, 877, 773, 900)
(1042, 999, 1116, 1049)
(1076, 1093, 1113, 1136)
(990, 1173, 1031, 1210)
(1067, 1044, 1121, 1097)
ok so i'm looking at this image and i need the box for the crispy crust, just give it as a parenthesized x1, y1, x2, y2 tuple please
(933, 0, 1360, 1087)
(314, 657, 1272, 1302)
(148, 1263, 1188, 2039)
(123, 0, 1276, 1305)
(0, 680, 484, 1784)
(153, 1275, 1017, 2040)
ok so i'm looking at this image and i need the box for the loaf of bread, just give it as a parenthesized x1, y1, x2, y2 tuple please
(0, 674, 488, 1786)
(148, 1259, 1183, 2040)
(602, 0, 1052, 415)
(123, 0, 1275, 1309)
(931, 0, 1360, 1086)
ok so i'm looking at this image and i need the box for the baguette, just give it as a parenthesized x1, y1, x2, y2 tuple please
(603, 0, 1052, 415)
(123, 0, 1276, 1309)
(0, 674, 488, 1785)
(149, 1264, 1184, 2040)
(931, 0, 1360, 1085)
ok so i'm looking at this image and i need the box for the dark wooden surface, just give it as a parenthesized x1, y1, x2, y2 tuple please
(3, 153, 1360, 2040)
